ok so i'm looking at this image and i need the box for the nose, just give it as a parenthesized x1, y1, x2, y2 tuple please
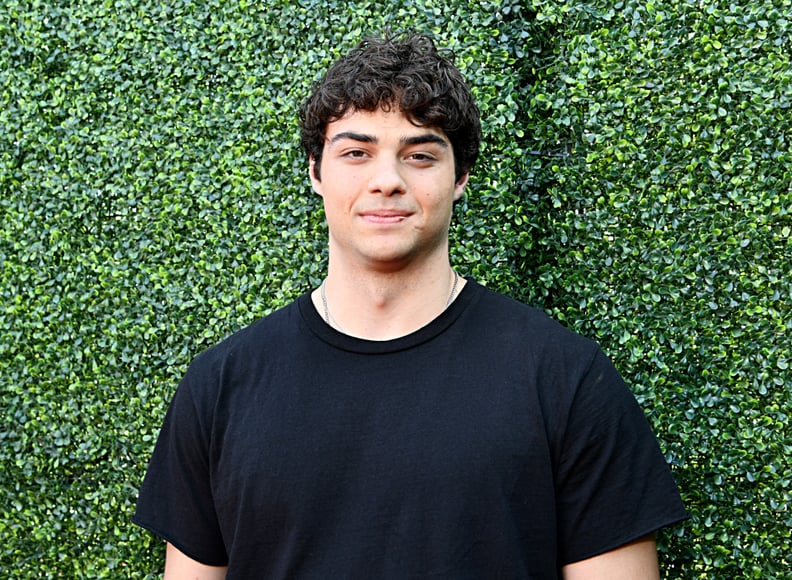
(368, 157, 406, 196)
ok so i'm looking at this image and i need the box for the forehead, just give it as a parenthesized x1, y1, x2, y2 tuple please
(324, 108, 449, 143)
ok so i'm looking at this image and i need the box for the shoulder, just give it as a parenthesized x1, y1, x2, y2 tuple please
(184, 296, 304, 379)
(457, 281, 612, 419)
(468, 281, 598, 360)
(166, 296, 308, 423)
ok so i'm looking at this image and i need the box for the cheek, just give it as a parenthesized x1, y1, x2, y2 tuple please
(420, 188, 454, 210)
(322, 192, 353, 218)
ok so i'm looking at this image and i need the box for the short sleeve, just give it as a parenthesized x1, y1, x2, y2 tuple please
(132, 368, 228, 566)
(554, 348, 687, 565)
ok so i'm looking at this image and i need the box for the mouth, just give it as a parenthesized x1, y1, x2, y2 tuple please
(359, 210, 412, 224)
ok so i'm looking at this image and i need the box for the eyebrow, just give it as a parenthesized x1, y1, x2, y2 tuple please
(328, 131, 449, 149)
(402, 134, 449, 148)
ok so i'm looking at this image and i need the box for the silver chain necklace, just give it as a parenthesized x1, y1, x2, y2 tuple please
(320, 269, 460, 328)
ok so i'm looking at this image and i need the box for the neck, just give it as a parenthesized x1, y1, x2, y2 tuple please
(314, 259, 464, 340)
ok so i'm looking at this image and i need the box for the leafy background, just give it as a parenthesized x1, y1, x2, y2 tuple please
(1, 0, 789, 577)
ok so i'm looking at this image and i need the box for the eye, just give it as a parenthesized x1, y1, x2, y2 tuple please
(342, 149, 368, 159)
(407, 152, 437, 164)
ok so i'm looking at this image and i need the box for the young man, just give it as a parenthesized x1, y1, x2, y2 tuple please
(133, 33, 687, 578)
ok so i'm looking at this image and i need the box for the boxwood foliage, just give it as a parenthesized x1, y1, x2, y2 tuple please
(0, 0, 788, 577)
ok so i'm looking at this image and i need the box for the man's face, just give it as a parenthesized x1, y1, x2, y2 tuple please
(310, 108, 468, 271)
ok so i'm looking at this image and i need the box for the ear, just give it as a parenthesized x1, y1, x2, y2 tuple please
(309, 156, 322, 195)
(453, 172, 469, 201)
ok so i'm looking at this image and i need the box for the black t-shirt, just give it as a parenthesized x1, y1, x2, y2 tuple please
(133, 280, 687, 578)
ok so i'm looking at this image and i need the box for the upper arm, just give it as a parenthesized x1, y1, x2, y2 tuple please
(164, 542, 228, 580)
(561, 534, 660, 580)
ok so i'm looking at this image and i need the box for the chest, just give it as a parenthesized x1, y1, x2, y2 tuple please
(206, 338, 564, 577)
(218, 350, 552, 494)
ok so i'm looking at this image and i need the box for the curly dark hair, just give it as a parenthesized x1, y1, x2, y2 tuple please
(300, 33, 481, 182)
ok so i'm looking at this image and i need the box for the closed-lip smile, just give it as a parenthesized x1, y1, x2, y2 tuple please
(359, 209, 412, 223)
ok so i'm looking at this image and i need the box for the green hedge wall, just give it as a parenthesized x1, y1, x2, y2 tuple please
(1, 0, 789, 577)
